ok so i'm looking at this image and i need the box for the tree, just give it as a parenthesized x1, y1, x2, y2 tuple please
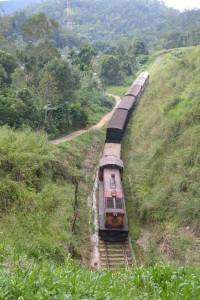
(70, 44, 97, 71)
(17, 40, 59, 75)
(132, 38, 149, 56)
(0, 52, 17, 85)
(0, 89, 39, 128)
(11, 67, 27, 91)
(100, 55, 124, 85)
(38, 72, 60, 106)
(0, 64, 7, 91)
(21, 13, 58, 41)
(78, 44, 97, 70)
(41, 58, 80, 102)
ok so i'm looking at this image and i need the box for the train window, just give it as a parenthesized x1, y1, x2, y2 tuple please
(115, 198, 123, 209)
(107, 198, 114, 209)
(110, 174, 116, 188)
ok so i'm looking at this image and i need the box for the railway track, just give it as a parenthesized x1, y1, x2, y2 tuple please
(99, 239, 134, 271)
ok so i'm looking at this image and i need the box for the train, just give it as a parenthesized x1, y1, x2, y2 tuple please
(98, 71, 149, 242)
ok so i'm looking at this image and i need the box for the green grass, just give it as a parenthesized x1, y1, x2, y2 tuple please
(0, 127, 105, 263)
(0, 254, 199, 299)
(123, 47, 200, 265)
(105, 75, 136, 97)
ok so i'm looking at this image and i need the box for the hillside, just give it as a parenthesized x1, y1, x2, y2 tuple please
(0, 127, 106, 262)
(1, 0, 200, 56)
(0, 46, 200, 298)
(123, 47, 200, 266)
(23, 0, 173, 49)
(13, 0, 200, 50)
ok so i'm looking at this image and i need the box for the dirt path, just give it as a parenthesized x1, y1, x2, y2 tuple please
(50, 94, 121, 145)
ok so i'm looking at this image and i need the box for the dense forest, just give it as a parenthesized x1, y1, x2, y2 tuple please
(0, 11, 116, 137)
(1, 0, 200, 137)
(6, 0, 199, 50)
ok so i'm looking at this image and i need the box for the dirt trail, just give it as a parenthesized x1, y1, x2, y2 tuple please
(51, 94, 121, 145)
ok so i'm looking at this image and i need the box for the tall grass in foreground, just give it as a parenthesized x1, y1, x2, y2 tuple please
(0, 255, 199, 300)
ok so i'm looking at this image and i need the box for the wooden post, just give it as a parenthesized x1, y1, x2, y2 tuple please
(74, 180, 78, 208)
(72, 180, 79, 233)
(72, 211, 78, 233)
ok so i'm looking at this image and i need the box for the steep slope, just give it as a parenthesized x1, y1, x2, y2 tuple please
(124, 47, 200, 265)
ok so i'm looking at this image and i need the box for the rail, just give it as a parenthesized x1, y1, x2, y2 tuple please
(99, 239, 134, 271)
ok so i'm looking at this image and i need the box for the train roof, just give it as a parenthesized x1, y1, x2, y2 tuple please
(117, 95, 136, 111)
(135, 77, 146, 86)
(103, 168, 123, 195)
(103, 143, 121, 158)
(125, 83, 141, 97)
(99, 156, 124, 169)
(107, 109, 128, 129)
(141, 71, 149, 79)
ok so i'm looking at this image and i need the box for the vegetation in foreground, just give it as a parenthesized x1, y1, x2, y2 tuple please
(124, 47, 200, 265)
(0, 254, 199, 300)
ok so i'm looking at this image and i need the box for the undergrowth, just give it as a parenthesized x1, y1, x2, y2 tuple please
(0, 254, 199, 300)
(0, 127, 105, 263)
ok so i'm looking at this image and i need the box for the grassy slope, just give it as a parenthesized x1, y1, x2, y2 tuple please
(0, 127, 105, 263)
(123, 47, 200, 265)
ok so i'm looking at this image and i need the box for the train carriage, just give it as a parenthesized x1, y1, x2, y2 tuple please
(134, 77, 147, 92)
(125, 83, 142, 101)
(106, 109, 129, 143)
(117, 95, 136, 121)
(141, 71, 150, 85)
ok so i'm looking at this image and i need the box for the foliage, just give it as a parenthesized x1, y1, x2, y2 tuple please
(26, 0, 171, 49)
(40, 58, 80, 102)
(161, 9, 200, 49)
(0, 255, 199, 299)
(70, 44, 98, 71)
(125, 48, 200, 227)
(0, 52, 17, 89)
(100, 55, 124, 85)
(2, 0, 200, 52)
(17, 40, 60, 75)
(0, 16, 114, 137)
(0, 127, 105, 262)
(132, 37, 149, 56)
(21, 12, 58, 41)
